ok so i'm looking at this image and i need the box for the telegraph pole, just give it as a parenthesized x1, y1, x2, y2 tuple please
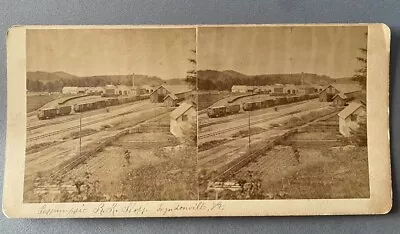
(248, 110, 251, 153)
(79, 112, 82, 157)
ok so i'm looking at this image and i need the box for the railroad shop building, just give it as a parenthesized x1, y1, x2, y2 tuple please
(170, 102, 196, 138)
(338, 102, 366, 137)
(150, 85, 192, 103)
(318, 84, 362, 102)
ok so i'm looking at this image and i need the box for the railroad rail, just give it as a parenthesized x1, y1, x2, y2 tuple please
(27, 100, 148, 131)
(27, 104, 157, 142)
(198, 105, 328, 140)
(212, 110, 341, 181)
(48, 112, 171, 179)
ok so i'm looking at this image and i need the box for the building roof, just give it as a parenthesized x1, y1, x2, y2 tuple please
(104, 85, 116, 89)
(170, 102, 195, 120)
(332, 92, 348, 100)
(151, 85, 192, 95)
(321, 83, 362, 94)
(338, 102, 365, 119)
(164, 93, 178, 100)
(231, 85, 248, 89)
(115, 85, 131, 90)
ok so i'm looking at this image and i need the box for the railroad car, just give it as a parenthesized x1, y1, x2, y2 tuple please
(287, 96, 295, 103)
(226, 104, 240, 115)
(255, 101, 262, 109)
(261, 99, 275, 108)
(74, 103, 89, 112)
(57, 105, 72, 116)
(108, 98, 119, 106)
(243, 102, 259, 111)
(96, 100, 107, 108)
(37, 108, 58, 120)
(207, 106, 227, 118)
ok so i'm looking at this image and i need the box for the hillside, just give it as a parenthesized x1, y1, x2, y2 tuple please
(198, 70, 342, 91)
(26, 71, 165, 92)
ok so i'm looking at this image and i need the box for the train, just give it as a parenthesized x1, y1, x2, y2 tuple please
(207, 94, 318, 118)
(37, 95, 149, 120)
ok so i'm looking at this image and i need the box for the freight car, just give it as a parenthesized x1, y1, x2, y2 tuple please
(74, 103, 90, 112)
(57, 105, 72, 116)
(243, 102, 261, 111)
(226, 104, 241, 115)
(261, 99, 275, 108)
(286, 96, 295, 103)
(37, 108, 58, 120)
(96, 100, 107, 108)
(207, 106, 227, 118)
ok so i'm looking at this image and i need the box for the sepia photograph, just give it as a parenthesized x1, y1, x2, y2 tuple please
(3, 24, 391, 217)
(24, 28, 198, 203)
(197, 26, 369, 200)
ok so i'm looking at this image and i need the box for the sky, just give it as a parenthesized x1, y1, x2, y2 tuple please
(197, 26, 368, 78)
(27, 28, 196, 80)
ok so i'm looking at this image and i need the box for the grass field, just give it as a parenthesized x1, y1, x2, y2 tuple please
(197, 91, 232, 111)
(26, 93, 62, 113)
(121, 146, 198, 201)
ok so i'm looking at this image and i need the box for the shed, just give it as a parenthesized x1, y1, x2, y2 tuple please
(163, 93, 179, 107)
(338, 102, 366, 137)
(150, 85, 192, 103)
(332, 93, 349, 106)
(319, 84, 361, 102)
(170, 102, 196, 138)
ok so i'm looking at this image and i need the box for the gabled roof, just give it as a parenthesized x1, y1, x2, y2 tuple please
(332, 92, 348, 100)
(320, 83, 362, 94)
(163, 93, 178, 100)
(170, 102, 195, 120)
(151, 85, 192, 95)
(338, 102, 365, 119)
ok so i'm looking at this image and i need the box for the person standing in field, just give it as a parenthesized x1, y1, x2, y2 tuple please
(124, 149, 131, 165)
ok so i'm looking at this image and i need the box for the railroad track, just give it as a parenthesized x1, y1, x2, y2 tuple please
(199, 99, 316, 128)
(27, 100, 148, 131)
(27, 105, 157, 142)
(213, 110, 341, 181)
(49, 112, 171, 179)
(198, 106, 321, 140)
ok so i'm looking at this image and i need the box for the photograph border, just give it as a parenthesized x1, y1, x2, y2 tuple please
(3, 24, 391, 218)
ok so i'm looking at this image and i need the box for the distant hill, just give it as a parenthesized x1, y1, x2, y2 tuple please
(198, 69, 347, 91)
(26, 71, 165, 92)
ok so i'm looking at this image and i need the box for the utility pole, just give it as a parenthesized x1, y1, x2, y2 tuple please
(248, 111, 251, 153)
(79, 112, 82, 157)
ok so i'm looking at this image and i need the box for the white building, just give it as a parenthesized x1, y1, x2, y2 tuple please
(231, 85, 249, 93)
(115, 85, 133, 96)
(338, 102, 366, 137)
(170, 102, 196, 138)
(62, 86, 86, 94)
(284, 84, 298, 95)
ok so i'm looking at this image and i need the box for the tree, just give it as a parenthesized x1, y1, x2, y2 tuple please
(186, 49, 197, 88)
(352, 32, 368, 89)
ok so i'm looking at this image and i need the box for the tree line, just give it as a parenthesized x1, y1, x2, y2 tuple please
(197, 74, 324, 91)
(27, 77, 134, 92)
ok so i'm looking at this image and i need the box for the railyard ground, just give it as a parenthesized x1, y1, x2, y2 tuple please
(198, 94, 369, 200)
(25, 95, 197, 202)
